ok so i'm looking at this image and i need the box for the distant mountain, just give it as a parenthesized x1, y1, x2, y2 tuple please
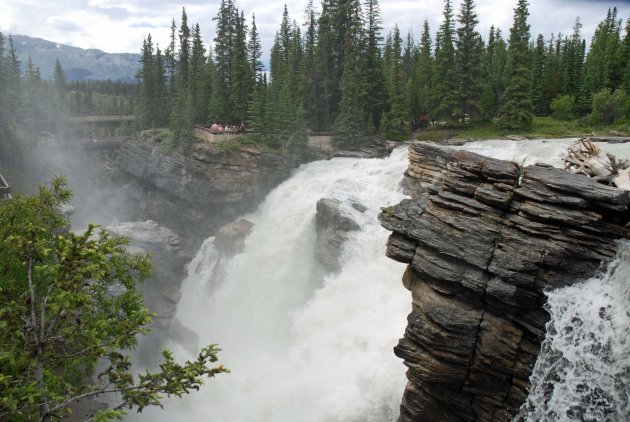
(10, 34, 140, 82)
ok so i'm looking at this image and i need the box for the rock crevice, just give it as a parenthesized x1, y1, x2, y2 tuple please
(380, 142, 630, 421)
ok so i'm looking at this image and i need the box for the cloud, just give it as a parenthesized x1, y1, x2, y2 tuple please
(49, 18, 84, 33)
(89, 5, 132, 20)
(130, 21, 167, 29)
(3, 0, 630, 57)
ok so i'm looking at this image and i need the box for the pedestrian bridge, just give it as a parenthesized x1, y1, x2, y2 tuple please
(66, 114, 137, 124)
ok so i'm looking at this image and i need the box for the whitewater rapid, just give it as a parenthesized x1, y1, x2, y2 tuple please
(134, 147, 411, 421)
(130, 139, 630, 421)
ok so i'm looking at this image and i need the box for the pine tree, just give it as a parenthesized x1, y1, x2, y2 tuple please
(383, 26, 409, 137)
(456, 0, 483, 123)
(152, 45, 169, 126)
(415, 20, 433, 117)
(363, 0, 385, 131)
(530, 34, 546, 115)
(584, 8, 622, 95)
(256, 7, 307, 152)
(479, 26, 508, 120)
(177, 8, 191, 89)
(6, 36, 21, 114)
(190, 23, 208, 123)
(168, 8, 193, 138)
(213, 0, 237, 122)
(333, 0, 368, 147)
(137, 35, 157, 127)
(431, 0, 458, 122)
(53, 58, 67, 115)
(248, 13, 263, 76)
(0, 33, 13, 149)
(499, 0, 533, 130)
(302, 0, 320, 130)
(230, 11, 253, 123)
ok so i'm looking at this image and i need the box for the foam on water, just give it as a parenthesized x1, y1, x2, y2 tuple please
(129, 139, 630, 421)
(132, 147, 411, 421)
(518, 241, 630, 421)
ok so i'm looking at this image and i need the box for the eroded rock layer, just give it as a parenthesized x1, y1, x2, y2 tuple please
(380, 142, 630, 421)
(113, 132, 294, 249)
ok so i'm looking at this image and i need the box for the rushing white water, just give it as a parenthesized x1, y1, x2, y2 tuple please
(132, 147, 411, 421)
(129, 139, 630, 421)
(518, 241, 630, 421)
(463, 139, 630, 421)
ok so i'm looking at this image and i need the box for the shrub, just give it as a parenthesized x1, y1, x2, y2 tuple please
(550, 94, 575, 121)
(590, 89, 629, 125)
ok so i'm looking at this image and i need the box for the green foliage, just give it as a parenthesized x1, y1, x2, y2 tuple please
(0, 178, 227, 421)
(456, 0, 483, 122)
(550, 94, 575, 120)
(499, 0, 533, 130)
(590, 88, 629, 124)
(431, 0, 458, 122)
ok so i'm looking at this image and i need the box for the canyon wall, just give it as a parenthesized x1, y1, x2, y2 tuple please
(113, 132, 296, 250)
(379, 142, 630, 421)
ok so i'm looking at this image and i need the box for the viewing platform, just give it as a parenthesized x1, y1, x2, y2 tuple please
(192, 125, 240, 143)
(0, 174, 12, 200)
(193, 124, 333, 152)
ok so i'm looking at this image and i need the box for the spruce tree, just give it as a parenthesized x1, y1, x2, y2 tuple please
(479, 27, 508, 120)
(53, 58, 67, 115)
(431, 0, 458, 122)
(137, 35, 156, 128)
(333, 0, 368, 147)
(248, 13, 263, 76)
(302, 0, 320, 130)
(230, 11, 253, 123)
(190, 23, 208, 124)
(456, 0, 483, 123)
(153, 45, 169, 126)
(363, 0, 386, 131)
(213, 0, 237, 122)
(6, 36, 21, 114)
(415, 20, 433, 117)
(383, 26, 409, 137)
(499, 0, 533, 130)
(530, 34, 546, 115)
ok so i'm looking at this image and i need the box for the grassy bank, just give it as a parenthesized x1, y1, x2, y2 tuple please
(414, 116, 630, 142)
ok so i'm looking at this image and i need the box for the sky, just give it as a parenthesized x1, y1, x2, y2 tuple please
(2, 0, 630, 61)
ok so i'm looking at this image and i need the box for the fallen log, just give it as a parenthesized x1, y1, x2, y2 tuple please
(563, 137, 630, 190)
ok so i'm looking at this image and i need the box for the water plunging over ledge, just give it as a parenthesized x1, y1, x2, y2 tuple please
(130, 139, 630, 421)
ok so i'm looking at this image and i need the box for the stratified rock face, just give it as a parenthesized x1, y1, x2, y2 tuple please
(380, 142, 630, 422)
(315, 198, 362, 272)
(106, 221, 197, 359)
(113, 133, 293, 249)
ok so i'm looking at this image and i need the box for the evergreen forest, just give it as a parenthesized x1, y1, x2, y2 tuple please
(3, 0, 630, 151)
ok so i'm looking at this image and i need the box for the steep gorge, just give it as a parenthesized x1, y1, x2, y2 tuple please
(380, 142, 630, 421)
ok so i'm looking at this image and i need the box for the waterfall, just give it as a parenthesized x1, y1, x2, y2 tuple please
(518, 241, 630, 421)
(463, 139, 630, 421)
(133, 147, 411, 421)
(129, 139, 630, 421)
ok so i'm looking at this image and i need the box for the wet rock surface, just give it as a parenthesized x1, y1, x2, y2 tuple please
(314, 198, 363, 272)
(113, 132, 295, 251)
(380, 142, 630, 421)
(214, 218, 254, 255)
(106, 220, 197, 360)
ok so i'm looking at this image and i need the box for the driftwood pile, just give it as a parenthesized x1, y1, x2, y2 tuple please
(563, 137, 630, 190)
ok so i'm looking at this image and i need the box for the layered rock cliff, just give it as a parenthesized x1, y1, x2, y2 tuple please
(113, 132, 295, 249)
(106, 220, 198, 362)
(379, 142, 630, 421)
